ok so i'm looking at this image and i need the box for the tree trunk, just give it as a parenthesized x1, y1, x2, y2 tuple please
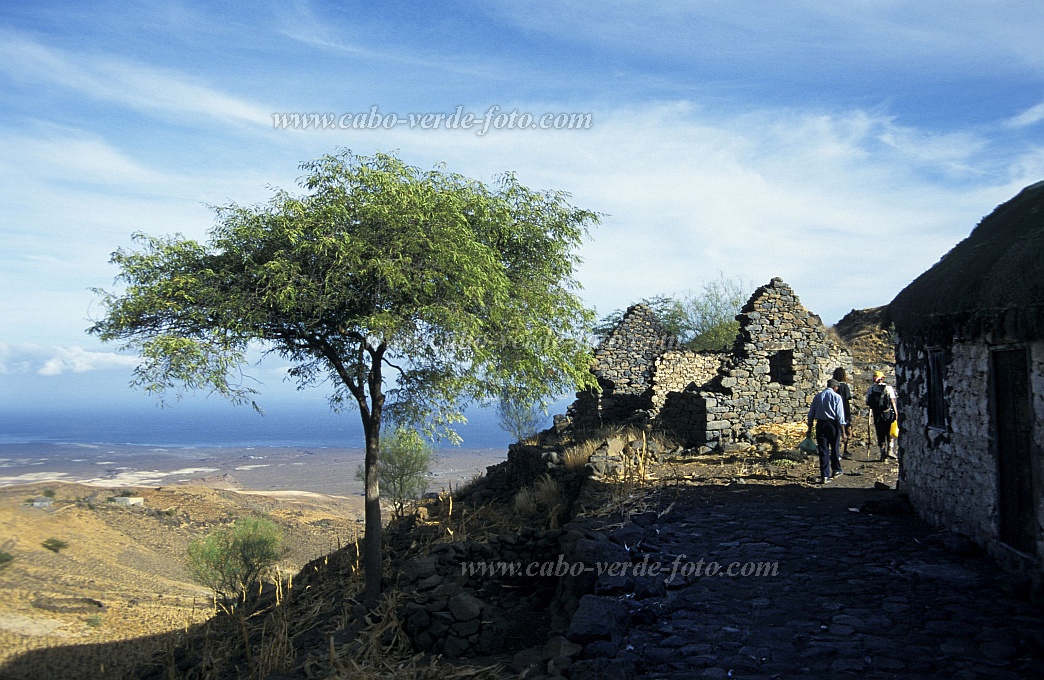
(362, 418, 382, 607)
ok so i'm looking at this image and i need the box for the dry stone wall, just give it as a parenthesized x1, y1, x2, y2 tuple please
(650, 350, 725, 411)
(571, 303, 679, 430)
(576, 278, 853, 447)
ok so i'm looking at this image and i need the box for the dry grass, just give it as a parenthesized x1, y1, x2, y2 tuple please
(0, 481, 363, 679)
(561, 438, 599, 469)
(512, 487, 537, 517)
(532, 475, 561, 509)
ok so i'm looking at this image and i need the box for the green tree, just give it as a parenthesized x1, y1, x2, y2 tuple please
(357, 427, 435, 517)
(41, 538, 68, 553)
(675, 273, 750, 351)
(187, 517, 285, 605)
(89, 151, 598, 605)
(495, 389, 548, 442)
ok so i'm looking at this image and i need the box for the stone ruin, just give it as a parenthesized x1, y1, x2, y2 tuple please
(570, 277, 852, 447)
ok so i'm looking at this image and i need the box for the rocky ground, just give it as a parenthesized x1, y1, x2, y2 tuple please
(529, 476, 1044, 679)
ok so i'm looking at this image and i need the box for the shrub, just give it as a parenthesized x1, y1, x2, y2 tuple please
(357, 427, 435, 517)
(42, 538, 68, 553)
(85, 615, 103, 628)
(0, 551, 13, 571)
(187, 517, 285, 604)
(42, 489, 55, 498)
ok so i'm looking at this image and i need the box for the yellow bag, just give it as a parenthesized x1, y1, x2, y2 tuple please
(889, 420, 899, 439)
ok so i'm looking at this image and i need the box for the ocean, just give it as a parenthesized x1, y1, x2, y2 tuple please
(0, 402, 519, 494)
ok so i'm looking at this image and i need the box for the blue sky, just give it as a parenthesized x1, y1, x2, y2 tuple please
(1, 1, 1043, 425)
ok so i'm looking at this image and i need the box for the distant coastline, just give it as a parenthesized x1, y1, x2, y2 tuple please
(0, 442, 506, 496)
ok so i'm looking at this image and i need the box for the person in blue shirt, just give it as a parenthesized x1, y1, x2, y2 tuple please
(807, 378, 847, 484)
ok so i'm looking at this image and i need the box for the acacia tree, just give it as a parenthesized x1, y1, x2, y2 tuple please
(188, 517, 285, 606)
(89, 151, 598, 605)
(674, 273, 750, 351)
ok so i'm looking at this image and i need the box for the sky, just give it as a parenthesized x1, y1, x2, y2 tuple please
(1, 1, 1043, 432)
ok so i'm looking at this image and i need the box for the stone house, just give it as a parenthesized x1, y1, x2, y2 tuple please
(31, 497, 53, 509)
(572, 277, 852, 447)
(889, 180, 1044, 584)
(112, 496, 144, 506)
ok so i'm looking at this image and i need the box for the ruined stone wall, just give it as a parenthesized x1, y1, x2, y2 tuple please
(897, 336, 1044, 571)
(571, 304, 678, 430)
(657, 278, 853, 446)
(896, 340, 996, 546)
(573, 279, 852, 446)
(650, 350, 724, 410)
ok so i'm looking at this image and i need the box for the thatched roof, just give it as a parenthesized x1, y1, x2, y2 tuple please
(889, 181, 1044, 342)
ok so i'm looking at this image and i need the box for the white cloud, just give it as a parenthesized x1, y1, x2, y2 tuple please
(322, 101, 1039, 322)
(0, 343, 139, 376)
(0, 30, 272, 127)
(1007, 101, 1044, 128)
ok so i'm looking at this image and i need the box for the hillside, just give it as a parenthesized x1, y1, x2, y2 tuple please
(833, 305, 894, 371)
(0, 482, 363, 677)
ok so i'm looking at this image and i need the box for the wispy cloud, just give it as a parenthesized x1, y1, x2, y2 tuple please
(0, 343, 138, 376)
(0, 29, 271, 127)
(480, 1, 1044, 72)
(1007, 101, 1044, 128)
(319, 100, 1040, 322)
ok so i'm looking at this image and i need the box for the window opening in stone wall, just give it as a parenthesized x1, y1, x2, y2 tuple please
(927, 348, 947, 429)
(768, 350, 795, 385)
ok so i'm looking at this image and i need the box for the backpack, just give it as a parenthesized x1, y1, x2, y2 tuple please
(869, 383, 895, 420)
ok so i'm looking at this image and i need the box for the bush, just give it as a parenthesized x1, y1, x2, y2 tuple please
(42, 538, 68, 553)
(357, 427, 435, 517)
(0, 551, 13, 571)
(187, 517, 285, 604)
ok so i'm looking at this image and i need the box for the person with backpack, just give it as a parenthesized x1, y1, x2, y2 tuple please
(865, 370, 898, 461)
(832, 367, 854, 459)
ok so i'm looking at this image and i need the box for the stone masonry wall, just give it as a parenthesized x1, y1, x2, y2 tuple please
(650, 350, 725, 411)
(897, 336, 1044, 574)
(570, 304, 679, 430)
(656, 278, 852, 446)
(573, 278, 852, 447)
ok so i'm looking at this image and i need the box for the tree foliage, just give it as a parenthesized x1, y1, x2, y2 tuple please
(675, 273, 750, 351)
(187, 517, 285, 604)
(593, 274, 749, 351)
(356, 427, 435, 517)
(495, 390, 548, 442)
(89, 150, 598, 604)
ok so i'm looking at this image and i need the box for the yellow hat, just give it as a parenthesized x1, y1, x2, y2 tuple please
(873, 370, 884, 379)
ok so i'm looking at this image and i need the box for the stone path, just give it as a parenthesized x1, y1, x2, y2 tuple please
(566, 481, 1044, 679)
